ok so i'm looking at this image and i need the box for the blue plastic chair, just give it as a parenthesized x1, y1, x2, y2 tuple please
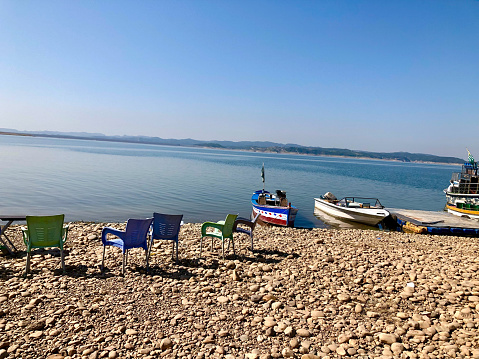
(101, 218, 153, 274)
(150, 213, 183, 263)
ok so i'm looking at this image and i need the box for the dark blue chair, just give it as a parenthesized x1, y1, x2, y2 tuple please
(232, 212, 260, 252)
(101, 218, 153, 274)
(150, 213, 183, 263)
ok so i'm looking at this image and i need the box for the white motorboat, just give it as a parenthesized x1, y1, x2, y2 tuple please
(314, 193, 390, 226)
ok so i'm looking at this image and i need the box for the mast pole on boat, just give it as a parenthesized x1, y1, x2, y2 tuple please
(261, 163, 265, 192)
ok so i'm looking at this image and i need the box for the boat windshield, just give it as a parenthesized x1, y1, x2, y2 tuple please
(338, 197, 384, 209)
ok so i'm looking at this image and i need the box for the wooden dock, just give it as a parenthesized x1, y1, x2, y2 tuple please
(388, 208, 479, 236)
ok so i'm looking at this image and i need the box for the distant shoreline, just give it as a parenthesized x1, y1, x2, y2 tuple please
(0, 131, 33, 137)
(0, 131, 463, 166)
(226, 146, 461, 166)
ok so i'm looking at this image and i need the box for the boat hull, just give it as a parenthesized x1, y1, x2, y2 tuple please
(252, 204, 298, 227)
(314, 198, 389, 226)
(313, 208, 374, 229)
(444, 191, 479, 220)
(445, 204, 479, 220)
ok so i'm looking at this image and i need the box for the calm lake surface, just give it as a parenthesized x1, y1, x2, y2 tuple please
(0, 135, 459, 228)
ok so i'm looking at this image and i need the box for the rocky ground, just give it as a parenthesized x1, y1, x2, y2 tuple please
(0, 222, 479, 359)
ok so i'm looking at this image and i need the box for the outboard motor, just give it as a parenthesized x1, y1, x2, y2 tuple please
(276, 190, 287, 198)
(323, 192, 337, 201)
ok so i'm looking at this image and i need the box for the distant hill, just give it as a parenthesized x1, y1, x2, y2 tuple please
(0, 129, 464, 164)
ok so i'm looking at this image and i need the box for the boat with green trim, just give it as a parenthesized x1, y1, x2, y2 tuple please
(444, 150, 479, 219)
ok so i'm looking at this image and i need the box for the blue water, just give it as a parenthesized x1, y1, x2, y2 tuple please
(0, 135, 460, 227)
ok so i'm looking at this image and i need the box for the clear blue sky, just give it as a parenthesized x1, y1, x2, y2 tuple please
(1, 0, 478, 159)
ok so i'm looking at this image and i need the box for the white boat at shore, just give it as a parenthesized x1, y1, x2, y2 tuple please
(314, 193, 390, 226)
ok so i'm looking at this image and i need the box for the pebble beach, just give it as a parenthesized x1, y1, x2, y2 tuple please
(1, 223, 479, 359)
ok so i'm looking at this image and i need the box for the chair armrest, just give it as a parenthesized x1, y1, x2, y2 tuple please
(201, 222, 224, 237)
(101, 227, 126, 244)
(62, 224, 70, 244)
(234, 218, 254, 231)
(21, 227, 29, 246)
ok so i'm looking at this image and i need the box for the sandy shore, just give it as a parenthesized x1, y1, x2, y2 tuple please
(1, 222, 478, 359)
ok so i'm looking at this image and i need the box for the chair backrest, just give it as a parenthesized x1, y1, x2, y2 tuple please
(152, 213, 183, 240)
(222, 214, 238, 237)
(250, 212, 260, 229)
(26, 215, 65, 249)
(124, 218, 153, 246)
(234, 212, 261, 233)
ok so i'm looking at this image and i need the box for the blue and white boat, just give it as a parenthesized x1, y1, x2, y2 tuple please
(251, 189, 298, 227)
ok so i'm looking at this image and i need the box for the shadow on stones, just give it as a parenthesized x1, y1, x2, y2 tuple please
(235, 248, 295, 264)
(253, 248, 295, 258)
(148, 266, 196, 281)
(6, 247, 69, 259)
(175, 257, 220, 270)
(0, 266, 19, 279)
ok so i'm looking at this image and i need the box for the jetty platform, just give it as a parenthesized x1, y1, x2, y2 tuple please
(388, 208, 479, 236)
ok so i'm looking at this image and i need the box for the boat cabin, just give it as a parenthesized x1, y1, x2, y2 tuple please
(257, 190, 289, 207)
(448, 162, 479, 195)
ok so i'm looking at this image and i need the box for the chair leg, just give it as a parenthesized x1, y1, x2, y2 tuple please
(251, 234, 254, 252)
(199, 236, 203, 258)
(171, 241, 175, 260)
(25, 251, 31, 276)
(231, 236, 235, 256)
(175, 240, 178, 263)
(221, 239, 225, 259)
(122, 250, 126, 275)
(147, 240, 153, 272)
(146, 248, 149, 273)
(101, 246, 106, 273)
(147, 239, 153, 262)
(61, 249, 65, 274)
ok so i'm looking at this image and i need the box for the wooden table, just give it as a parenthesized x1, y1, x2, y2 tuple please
(0, 215, 26, 254)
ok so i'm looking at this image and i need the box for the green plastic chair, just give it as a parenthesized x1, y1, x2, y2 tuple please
(22, 215, 69, 275)
(200, 214, 237, 259)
